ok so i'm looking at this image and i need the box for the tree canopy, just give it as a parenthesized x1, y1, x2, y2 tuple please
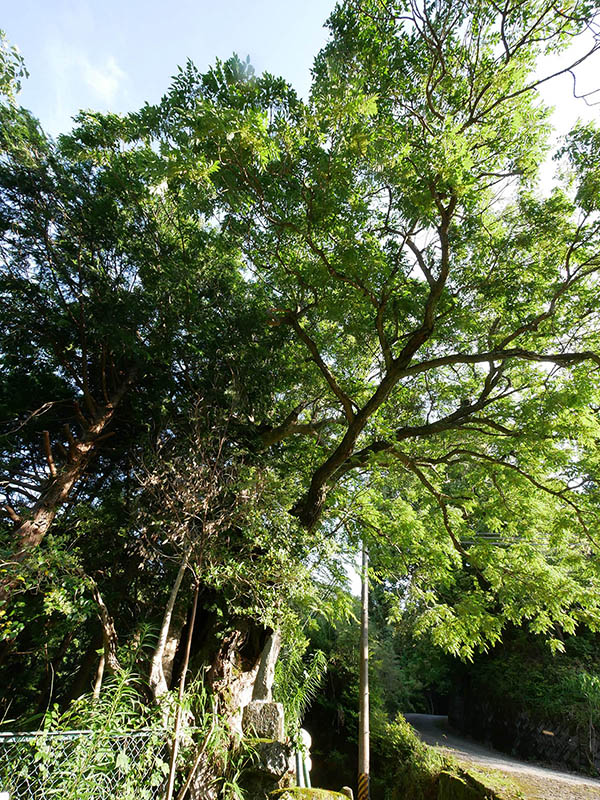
(1, 0, 600, 739)
(134, 0, 600, 652)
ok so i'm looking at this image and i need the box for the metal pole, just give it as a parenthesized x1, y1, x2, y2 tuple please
(296, 750, 305, 787)
(303, 754, 311, 788)
(358, 542, 370, 800)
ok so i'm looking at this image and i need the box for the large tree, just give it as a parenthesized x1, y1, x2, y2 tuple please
(0, 97, 260, 598)
(146, 0, 600, 648)
(0, 74, 335, 719)
(3, 0, 600, 732)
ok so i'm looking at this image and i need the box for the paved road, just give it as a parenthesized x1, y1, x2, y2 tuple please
(405, 713, 600, 797)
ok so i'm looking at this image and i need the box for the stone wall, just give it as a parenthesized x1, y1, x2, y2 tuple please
(449, 678, 600, 773)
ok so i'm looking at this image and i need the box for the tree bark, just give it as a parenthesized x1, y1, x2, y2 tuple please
(149, 544, 192, 700)
(91, 583, 121, 674)
(0, 370, 135, 606)
(207, 626, 264, 733)
(92, 653, 105, 700)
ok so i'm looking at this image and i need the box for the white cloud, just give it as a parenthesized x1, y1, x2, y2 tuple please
(81, 55, 126, 104)
(41, 40, 129, 134)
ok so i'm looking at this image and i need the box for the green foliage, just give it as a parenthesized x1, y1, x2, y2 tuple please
(3, 5, 600, 785)
(162, 675, 257, 800)
(464, 628, 600, 728)
(274, 647, 327, 741)
(0, 536, 94, 642)
(2, 669, 169, 800)
(271, 790, 351, 799)
(369, 583, 453, 716)
(142, 0, 600, 659)
(373, 714, 446, 800)
(0, 661, 256, 800)
(0, 29, 27, 103)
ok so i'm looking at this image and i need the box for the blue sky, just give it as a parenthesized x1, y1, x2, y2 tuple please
(3, 0, 338, 135)
(2, 1, 599, 171)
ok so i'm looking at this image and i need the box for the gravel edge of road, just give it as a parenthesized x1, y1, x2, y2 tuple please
(405, 713, 600, 799)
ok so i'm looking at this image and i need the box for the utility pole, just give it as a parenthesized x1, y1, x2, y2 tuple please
(358, 541, 370, 800)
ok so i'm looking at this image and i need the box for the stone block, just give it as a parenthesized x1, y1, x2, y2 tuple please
(252, 740, 294, 777)
(241, 740, 294, 800)
(253, 630, 282, 701)
(243, 699, 285, 741)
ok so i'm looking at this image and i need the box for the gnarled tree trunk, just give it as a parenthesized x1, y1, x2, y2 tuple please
(91, 583, 121, 678)
(0, 371, 135, 606)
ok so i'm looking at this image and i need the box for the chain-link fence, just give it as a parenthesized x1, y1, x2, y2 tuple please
(0, 728, 170, 800)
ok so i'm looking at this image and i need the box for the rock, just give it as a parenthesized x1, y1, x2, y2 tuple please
(438, 772, 484, 800)
(241, 740, 294, 800)
(243, 700, 285, 741)
(253, 631, 282, 701)
(300, 728, 312, 749)
(253, 740, 295, 777)
(340, 788, 354, 799)
(240, 700, 292, 799)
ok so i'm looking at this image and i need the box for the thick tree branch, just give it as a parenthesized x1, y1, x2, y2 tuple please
(2, 505, 21, 524)
(285, 314, 357, 422)
(393, 194, 456, 368)
(42, 430, 57, 478)
(0, 367, 138, 606)
(406, 237, 435, 287)
(291, 193, 461, 528)
(402, 347, 600, 378)
(334, 366, 508, 480)
(91, 582, 121, 674)
(260, 415, 343, 448)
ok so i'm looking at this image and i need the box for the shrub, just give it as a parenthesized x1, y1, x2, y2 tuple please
(373, 714, 446, 800)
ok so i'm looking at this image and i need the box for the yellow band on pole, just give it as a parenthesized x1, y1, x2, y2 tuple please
(358, 772, 370, 800)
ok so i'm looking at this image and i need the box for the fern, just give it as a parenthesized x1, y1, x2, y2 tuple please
(273, 649, 327, 741)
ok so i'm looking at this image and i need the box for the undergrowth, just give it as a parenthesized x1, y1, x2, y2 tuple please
(373, 713, 448, 800)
